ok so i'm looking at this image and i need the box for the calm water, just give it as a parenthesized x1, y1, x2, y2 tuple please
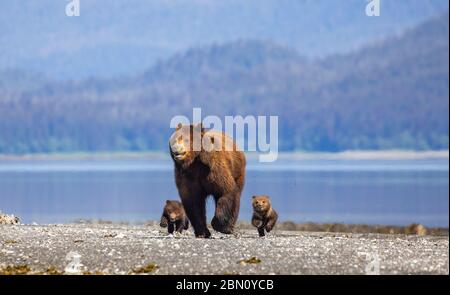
(0, 158, 448, 227)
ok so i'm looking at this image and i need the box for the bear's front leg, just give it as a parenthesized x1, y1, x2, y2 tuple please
(251, 216, 263, 228)
(175, 220, 185, 233)
(160, 214, 168, 228)
(168, 222, 175, 234)
(212, 192, 240, 234)
(258, 227, 266, 237)
(180, 191, 210, 238)
(265, 211, 278, 233)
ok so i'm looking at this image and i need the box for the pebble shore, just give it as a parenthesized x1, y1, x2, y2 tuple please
(0, 224, 448, 275)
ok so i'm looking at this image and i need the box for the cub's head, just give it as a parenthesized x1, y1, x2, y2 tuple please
(163, 200, 185, 222)
(252, 195, 272, 213)
(169, 123, 204, 166)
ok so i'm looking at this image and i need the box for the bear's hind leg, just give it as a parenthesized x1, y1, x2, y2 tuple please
(212, 192, 240, 234)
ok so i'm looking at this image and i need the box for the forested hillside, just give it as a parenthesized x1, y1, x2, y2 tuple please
(0, 13, 448, 153)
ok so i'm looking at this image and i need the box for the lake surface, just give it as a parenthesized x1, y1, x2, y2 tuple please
(0, 158, 448, 227)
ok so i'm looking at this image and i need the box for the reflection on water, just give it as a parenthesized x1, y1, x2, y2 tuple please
(0, 159, 448, 227)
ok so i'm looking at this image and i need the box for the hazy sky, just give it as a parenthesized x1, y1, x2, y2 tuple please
(1, 0, 448, 79)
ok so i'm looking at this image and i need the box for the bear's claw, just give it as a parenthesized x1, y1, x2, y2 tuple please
(211, 216, 233, 234)
(195, 229, 211, 238)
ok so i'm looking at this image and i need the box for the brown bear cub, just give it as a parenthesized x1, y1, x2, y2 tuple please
(160, 200, 189, 234)
(251, 195, 278, 237)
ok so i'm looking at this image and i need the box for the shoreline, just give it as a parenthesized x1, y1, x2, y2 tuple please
(3, 214, 448, 236)
(0, 150, 448, 161)
(9, 218, 448, 236)
(1, 223, 448, 275)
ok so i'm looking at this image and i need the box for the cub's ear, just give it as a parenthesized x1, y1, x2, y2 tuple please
(176, 123, 182, 130)
(166, 200, 171, 204)
(252, 196, 256, 199)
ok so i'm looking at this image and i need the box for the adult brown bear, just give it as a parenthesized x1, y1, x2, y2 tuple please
(169, 123, 246, 238)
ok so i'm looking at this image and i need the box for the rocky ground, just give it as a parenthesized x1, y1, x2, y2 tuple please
(0, 213, 19, 225)
(0, 224, 448, 275)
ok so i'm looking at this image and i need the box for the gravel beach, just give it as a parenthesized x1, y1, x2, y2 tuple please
(0, 224, 448, 275)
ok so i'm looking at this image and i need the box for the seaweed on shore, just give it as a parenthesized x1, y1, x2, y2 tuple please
(45, 267, 64, 275)
(132, 263, 159, 274)
(82, 270, 104, 275)
(3, 240, 18, 244)
(238, 257, 262, 265)
(0, 265, 31, 275)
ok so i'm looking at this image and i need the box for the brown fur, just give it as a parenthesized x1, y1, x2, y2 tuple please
(169, 124, 246, 238)
(251, 195, 278, 237)
(160, 200, 190, 234)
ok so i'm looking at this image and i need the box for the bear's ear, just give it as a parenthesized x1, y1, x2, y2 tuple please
(176, 123, 182, 130)
(166, 200, 171, 204)
(252, 196, 256, 199)
(193, 123, 204, 132)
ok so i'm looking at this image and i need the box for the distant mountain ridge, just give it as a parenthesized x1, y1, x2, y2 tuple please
(0, 12, 448, 153)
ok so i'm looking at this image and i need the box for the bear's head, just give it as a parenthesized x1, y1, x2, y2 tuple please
(164, 200, 185, 223)
(252, 195, 272, 213)
(169, 123, 204, 166)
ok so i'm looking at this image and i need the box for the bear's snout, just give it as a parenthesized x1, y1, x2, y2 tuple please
(253, 201, 268, 211)
(171, 142, 187, 159)
(169, 213, 177, 222)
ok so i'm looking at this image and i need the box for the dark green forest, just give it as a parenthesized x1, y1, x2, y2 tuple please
(0, 13, 448, 154)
